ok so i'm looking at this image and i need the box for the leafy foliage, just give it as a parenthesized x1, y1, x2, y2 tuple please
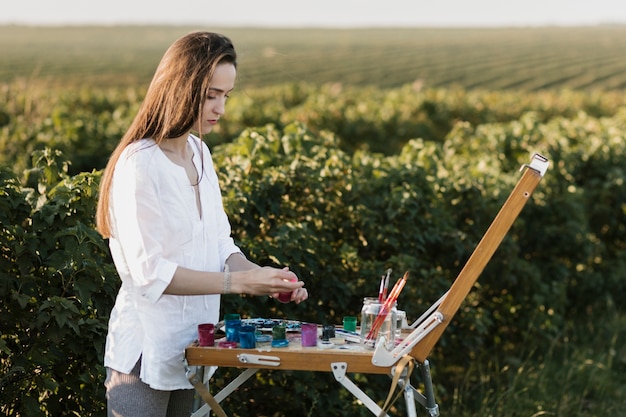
(1, 83, 626, 416)
(1, 150, 117, 416)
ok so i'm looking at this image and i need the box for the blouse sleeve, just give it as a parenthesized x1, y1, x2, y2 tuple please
(109, 148, 178, 303)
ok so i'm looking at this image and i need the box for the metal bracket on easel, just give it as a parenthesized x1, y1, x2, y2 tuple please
(371, 312, 444, 368)
(520, 153, 549, 177)
(237, 353, 281, 366)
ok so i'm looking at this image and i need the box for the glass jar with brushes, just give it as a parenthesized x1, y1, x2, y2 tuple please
(359, 297, 397, 349)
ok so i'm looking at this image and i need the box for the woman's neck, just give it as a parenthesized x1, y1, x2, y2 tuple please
(158, 135, 194, 166)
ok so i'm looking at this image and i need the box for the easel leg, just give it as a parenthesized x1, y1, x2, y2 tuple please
(402, 383, 418, 417)
(331, 362, 390, 417)
(190, 368, 259, 417)
(395, 360, 439, 417)
(214, 368, 258, 402)
(192, 366, 206, 414)
(419, 360, 439, 416)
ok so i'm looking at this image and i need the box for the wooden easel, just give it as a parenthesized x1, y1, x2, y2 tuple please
(186, 153, 549, 417)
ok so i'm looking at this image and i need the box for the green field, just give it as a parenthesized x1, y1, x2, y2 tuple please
(2, 25, 626, 90)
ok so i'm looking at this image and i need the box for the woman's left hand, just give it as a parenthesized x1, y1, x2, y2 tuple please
(290, 286, 309, 304)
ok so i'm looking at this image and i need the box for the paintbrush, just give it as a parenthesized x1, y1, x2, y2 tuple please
(378, 273, 386, 302)
(382, 268, 392, 301)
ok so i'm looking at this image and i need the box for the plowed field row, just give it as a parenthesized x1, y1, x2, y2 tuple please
(2, 25, 626, 91)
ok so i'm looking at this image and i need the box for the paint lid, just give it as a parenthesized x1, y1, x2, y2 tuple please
(271, 339, 289, 348)
(255, 334, 272, 343)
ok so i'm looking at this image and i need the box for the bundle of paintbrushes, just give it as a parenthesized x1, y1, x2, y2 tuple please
(366, 271, 409, 344)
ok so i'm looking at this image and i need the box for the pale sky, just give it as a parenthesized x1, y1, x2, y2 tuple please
(2, 0, 626, 27)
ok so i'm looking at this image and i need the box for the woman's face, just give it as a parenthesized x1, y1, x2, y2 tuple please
(194, 62, 236, 134)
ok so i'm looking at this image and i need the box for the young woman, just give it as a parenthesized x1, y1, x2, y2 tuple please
(96, 31, 308, 417)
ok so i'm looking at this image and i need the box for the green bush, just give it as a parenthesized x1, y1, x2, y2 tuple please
(4, 82, 626, 174)
(1, 149, 117, 416)
(1, 82, 625, 416)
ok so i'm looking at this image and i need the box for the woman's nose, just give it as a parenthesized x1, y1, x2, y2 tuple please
(213, 97, 226, 115)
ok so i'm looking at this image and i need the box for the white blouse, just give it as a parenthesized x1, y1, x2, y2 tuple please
(104, 135, 241, 390)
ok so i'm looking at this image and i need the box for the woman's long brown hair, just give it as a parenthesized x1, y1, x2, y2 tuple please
(95, 32, 237, 238)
